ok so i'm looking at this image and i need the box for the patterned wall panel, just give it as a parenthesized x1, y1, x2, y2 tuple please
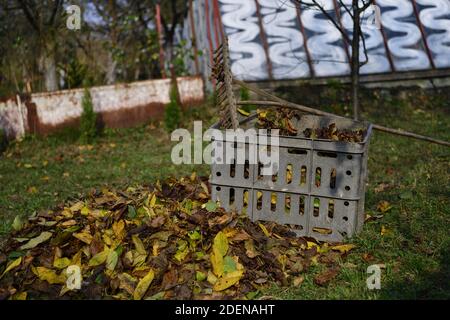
(184, 0, 450, 81)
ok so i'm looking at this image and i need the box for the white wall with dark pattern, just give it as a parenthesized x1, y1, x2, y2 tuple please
(184, 0, 450, 81)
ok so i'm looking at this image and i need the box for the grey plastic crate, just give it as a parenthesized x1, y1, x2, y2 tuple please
(210, 114, 372, 242)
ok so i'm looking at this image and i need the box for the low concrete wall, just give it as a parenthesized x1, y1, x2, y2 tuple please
(0, 76, 204, 138)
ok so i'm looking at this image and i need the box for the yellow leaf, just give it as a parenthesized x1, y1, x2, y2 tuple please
(258, 110, 267, 119)
(271, 194, 277, 205)
(53, 257, 71, 269)
(312, 227, 332, 235)
(132, 234, 147, 255)
(293, 276, 304, 287)
(133, 269, 155, 300)
(80, 206, 90, 216)
(201, 182, 210, 196)
(132, 252, 147, 267)
(331, 244, 356, 254)
(32, 266, 66, 284)
(88, 248, 110, 267)
(11, 292, 27, 300)
(258, 223, 271, 237)
(106, 250, 119, 271)
(377, 200, 392, 214)
(19, 231, 52, 250)
(0, 257, 22, 279)
(381, 225, 391, 236)
(149, 193, 157, 208)
(213, 270, 244, 291)
(69, 201, 84, 212)
(59, 220, 77, 227)
(112, 220, 125, 240)
(213, 231, 228, 257)
(237, 108, 250, 116)
(27, 186, 38, 194)
(73, 232, 93, 244)
(71, 251, 82, 266)
(244, 240, 259, 258)
(207, 271, 218, 285)
(152, 243, 159, 256)
(174, 240, 189, 262)
(210, 248, 224, 277)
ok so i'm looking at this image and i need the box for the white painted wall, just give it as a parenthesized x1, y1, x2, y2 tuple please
(0, 76, 204, 139)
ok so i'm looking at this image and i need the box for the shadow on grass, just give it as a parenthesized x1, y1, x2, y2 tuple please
(380, 246, 450, 299)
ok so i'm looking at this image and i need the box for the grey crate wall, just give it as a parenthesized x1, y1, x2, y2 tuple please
(210, 115, 372, 243)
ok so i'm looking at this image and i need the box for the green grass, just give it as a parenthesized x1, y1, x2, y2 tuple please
(0, 89, 449, 299)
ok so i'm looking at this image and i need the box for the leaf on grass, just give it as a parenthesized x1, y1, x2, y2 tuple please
(133, 269, 154, 300)
(381, 225, 391, 236)
(377, 200, 392, 214)
(213, 270, 244, 291)
(314, 267, 339, 286)
(12, 216, 24, 231)
(0, 257, 22, 279)
(331, 244, 356, 254)
(293, 276, 304, 287)
(20, 231, 53, 250)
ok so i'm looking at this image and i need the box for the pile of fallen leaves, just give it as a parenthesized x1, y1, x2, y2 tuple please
(254, 109, 366, 143)
(256, 108, 300, 136)
(303, 123, 367, 143)
(0, 175, 355, 300)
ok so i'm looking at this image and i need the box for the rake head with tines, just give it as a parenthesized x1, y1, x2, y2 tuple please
(211, 37, 239, 130)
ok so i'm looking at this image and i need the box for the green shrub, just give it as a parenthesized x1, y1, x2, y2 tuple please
(164, 85, 181, 133)
(79, 88, 97, 144)
(239, 87, 257, 113)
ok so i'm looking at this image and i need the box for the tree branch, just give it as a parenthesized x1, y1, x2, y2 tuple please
(17, 0, 40, 33)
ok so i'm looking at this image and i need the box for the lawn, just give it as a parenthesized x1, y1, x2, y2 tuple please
(0, 87, 449, 299)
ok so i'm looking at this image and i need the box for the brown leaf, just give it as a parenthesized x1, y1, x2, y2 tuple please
(161, 269, 178, 290)
(314, 267, 340, 286)
(150, 216, 165, 228)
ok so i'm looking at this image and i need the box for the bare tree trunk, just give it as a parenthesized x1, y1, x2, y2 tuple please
(351, 0, 361, 120)
(106, 52, 117, 85)
(41, 52, 58, 92)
